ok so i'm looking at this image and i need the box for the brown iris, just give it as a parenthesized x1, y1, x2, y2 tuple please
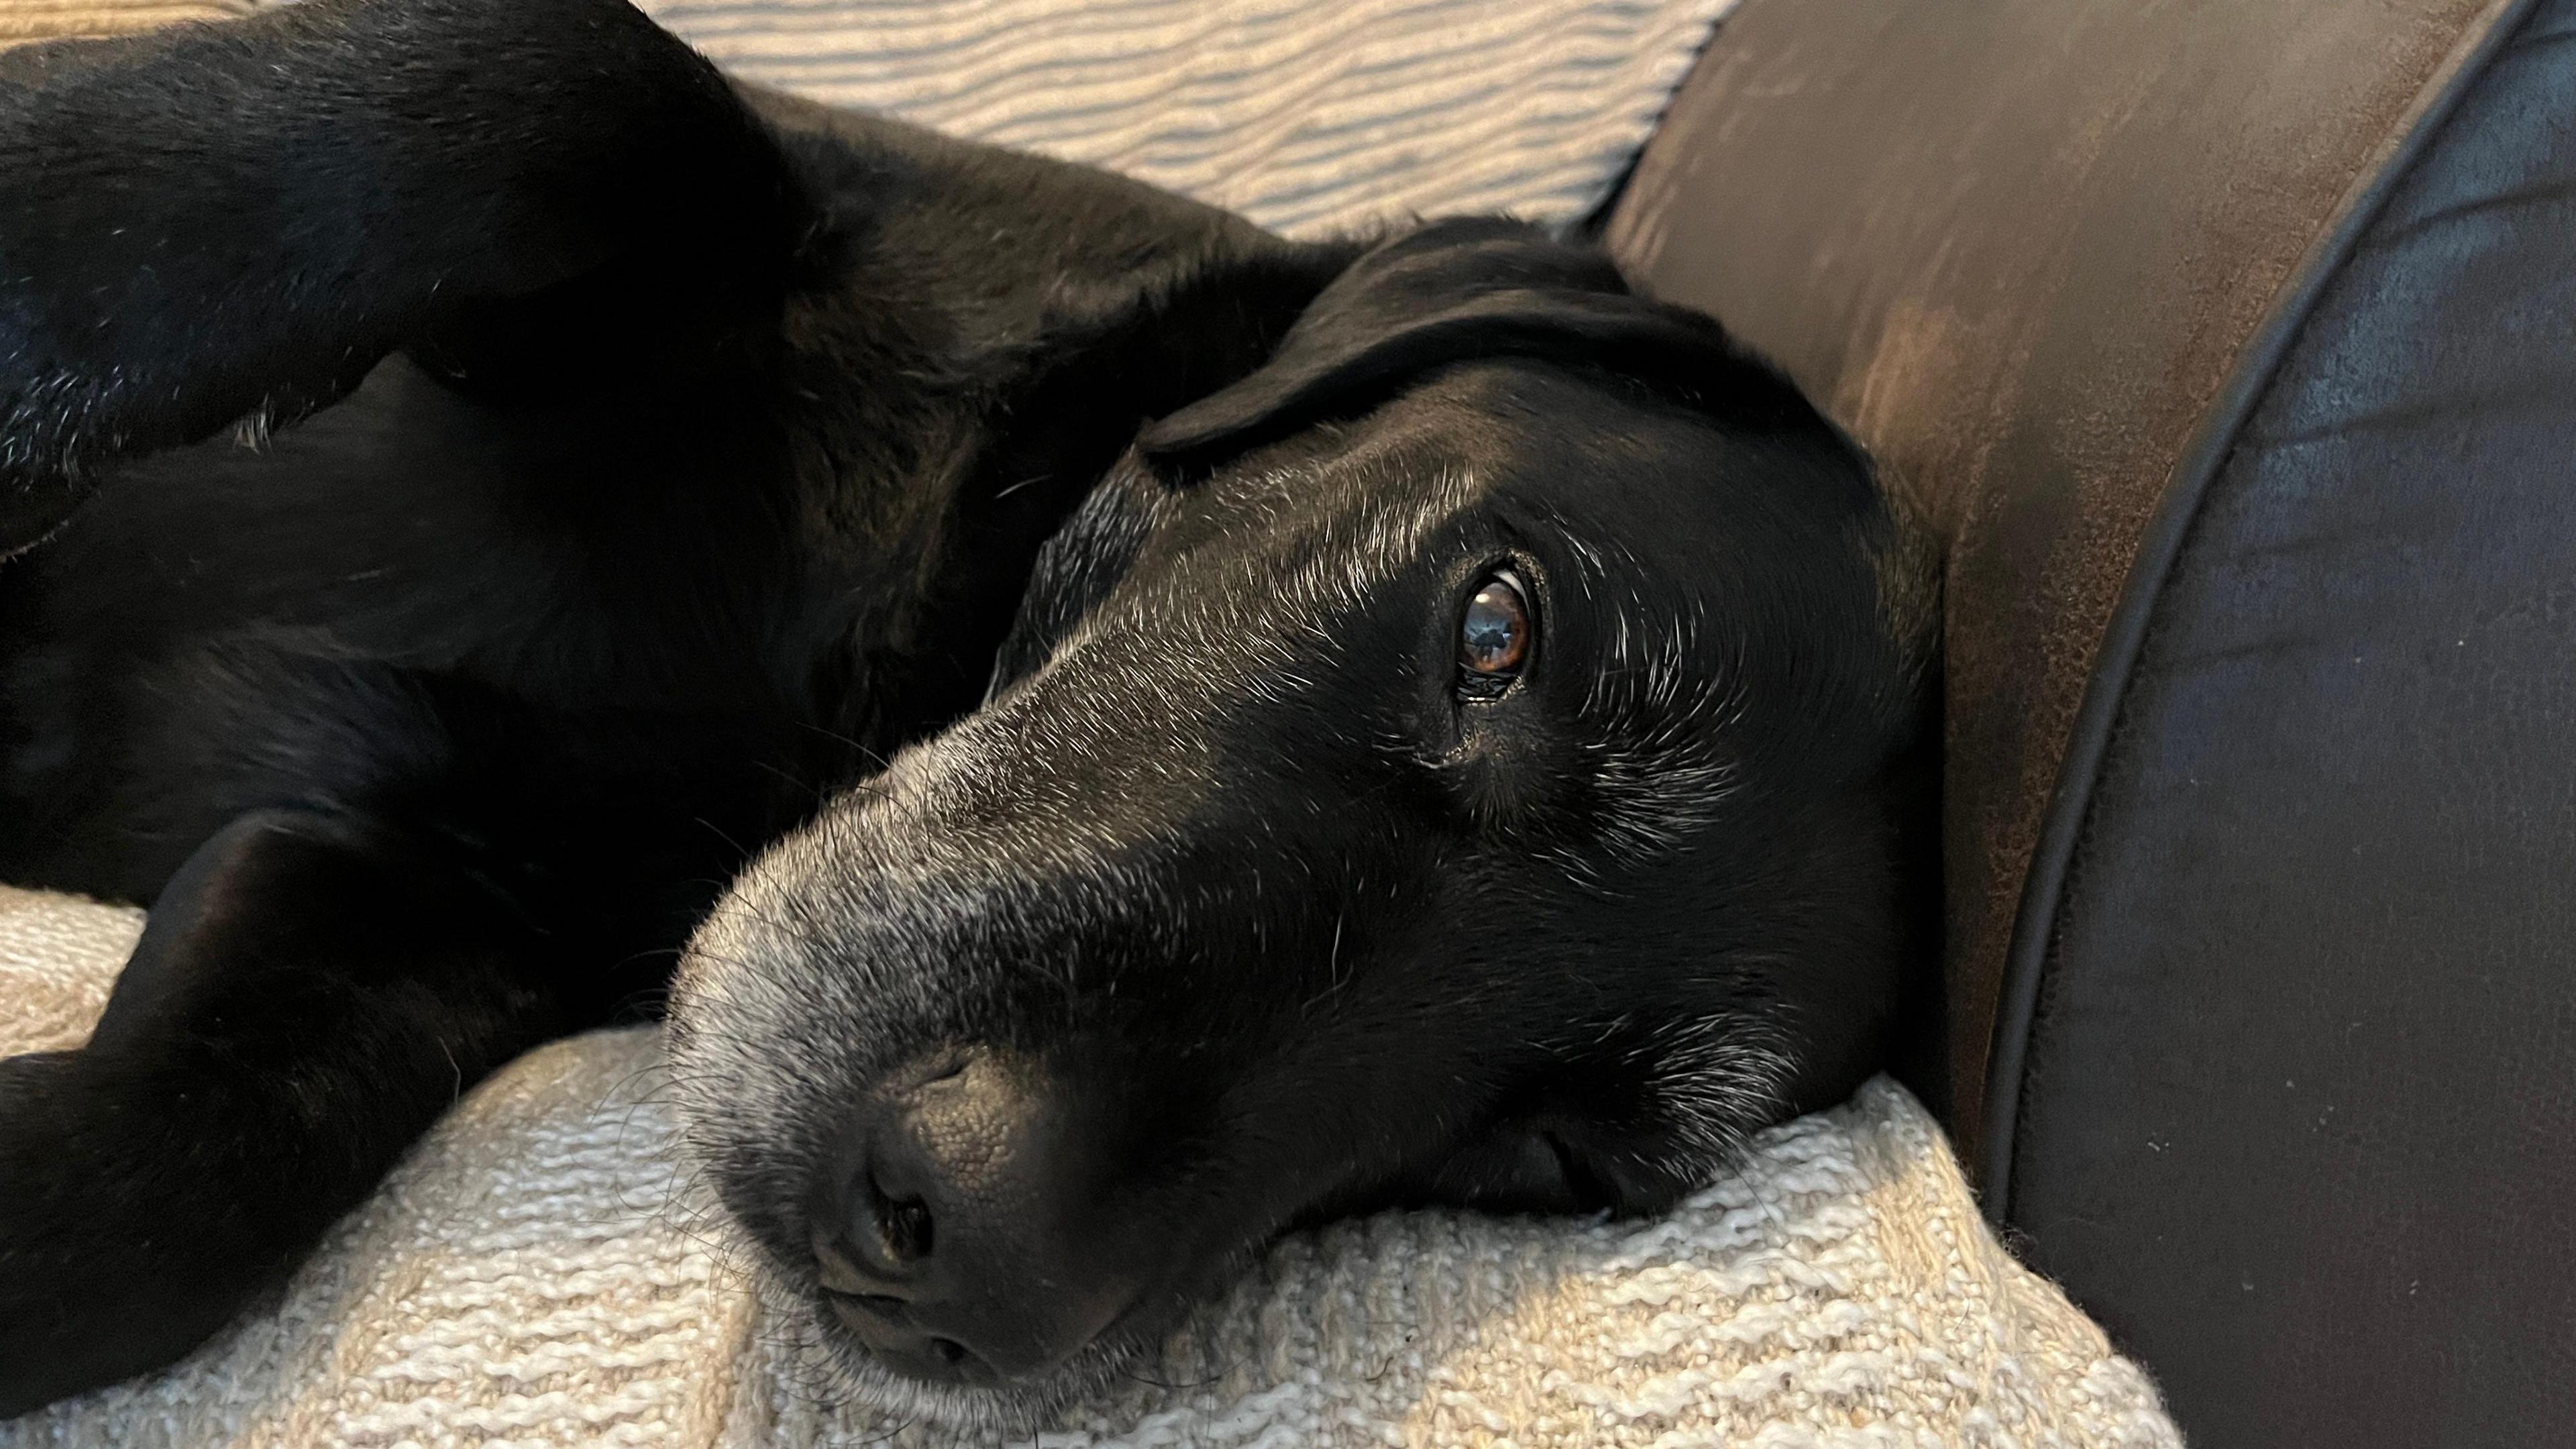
(1459, 572, 1531, 678)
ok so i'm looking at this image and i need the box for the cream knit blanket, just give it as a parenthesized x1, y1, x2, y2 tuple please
(0, 883, 2176, 1447)
(628, 0, 1735, 237)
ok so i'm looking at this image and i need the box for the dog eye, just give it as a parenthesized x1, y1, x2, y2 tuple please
(1458, 571, 1531, 684)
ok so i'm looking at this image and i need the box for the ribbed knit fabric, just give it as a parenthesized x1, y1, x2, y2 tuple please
(0, 0, 248, 45)
(0, 883, 2177, 1448)
(631, 0, 1735, 237)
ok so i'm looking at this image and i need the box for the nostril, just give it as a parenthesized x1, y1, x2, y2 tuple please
(871, 1185, 934, 1265)
(928, 1336, 968, 1368)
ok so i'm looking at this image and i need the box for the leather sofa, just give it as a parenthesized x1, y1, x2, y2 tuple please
(1595, 0, 2576, 1442)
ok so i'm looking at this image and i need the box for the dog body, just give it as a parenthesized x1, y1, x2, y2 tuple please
(0, 0, 1935, 1425)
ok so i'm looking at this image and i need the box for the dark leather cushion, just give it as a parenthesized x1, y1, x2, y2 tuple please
(1604, 0, 2575, 1443)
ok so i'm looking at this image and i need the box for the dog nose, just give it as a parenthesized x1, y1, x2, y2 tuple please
(812, 1050, 1136, 1385)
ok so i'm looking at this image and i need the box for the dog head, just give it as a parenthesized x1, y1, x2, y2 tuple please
(667, 217, 1937, 1426)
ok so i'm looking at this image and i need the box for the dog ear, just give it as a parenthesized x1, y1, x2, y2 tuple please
(984, 464, 1165, 702)
(910, 235, 1368, 718)
(1136, 217, 1829, 477)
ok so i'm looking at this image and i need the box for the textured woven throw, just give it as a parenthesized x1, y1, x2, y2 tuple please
(0, 0, 246, 44)
(0, 883, 2177, 1448)
(629, 0, 1735, 236)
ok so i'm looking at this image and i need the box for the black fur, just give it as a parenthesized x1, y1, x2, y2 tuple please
(0, 0, 1936, 1425)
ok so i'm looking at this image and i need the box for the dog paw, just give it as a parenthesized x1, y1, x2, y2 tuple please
(0, 1050, 254, 1417)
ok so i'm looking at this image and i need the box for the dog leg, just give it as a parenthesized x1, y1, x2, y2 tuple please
(0, 808, 566, 1415)
(0, 0, 802, 549)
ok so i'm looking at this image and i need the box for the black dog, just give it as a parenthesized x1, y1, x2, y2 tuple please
(0, 0, 1936, 1425)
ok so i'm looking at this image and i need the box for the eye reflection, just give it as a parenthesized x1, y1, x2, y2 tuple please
(1459, 572, 1530, 679)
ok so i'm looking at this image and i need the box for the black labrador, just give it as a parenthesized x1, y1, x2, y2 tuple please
(0, 0, 1937, 1426)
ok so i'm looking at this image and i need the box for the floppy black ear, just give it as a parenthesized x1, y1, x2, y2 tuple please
(983, 463, 1166, 702)
(887, 233, 1368, 728)
(1136, 217, 1830, 476)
